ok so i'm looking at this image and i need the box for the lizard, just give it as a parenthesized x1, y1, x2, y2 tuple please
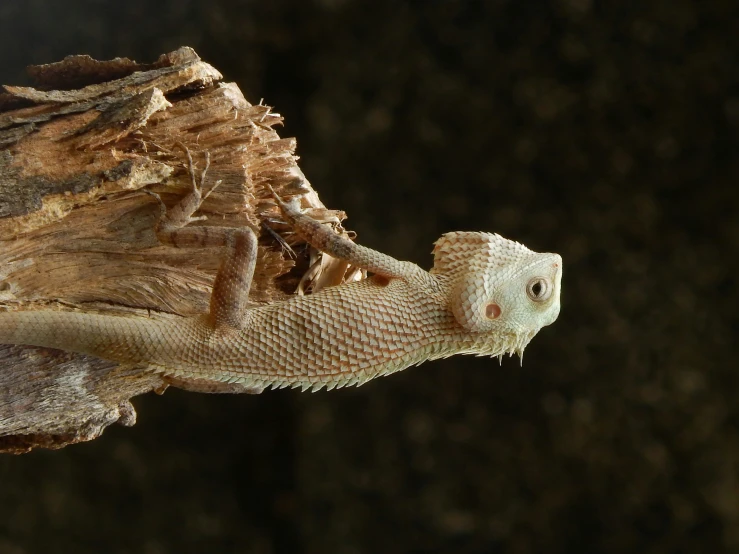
(0, 152, 563, 394)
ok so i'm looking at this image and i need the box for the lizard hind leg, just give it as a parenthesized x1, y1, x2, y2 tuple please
(208, 227, 258, 330)
(147, 144, 259, 331)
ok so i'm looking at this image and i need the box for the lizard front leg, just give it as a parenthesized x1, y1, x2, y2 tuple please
(268, 185, 424, 281)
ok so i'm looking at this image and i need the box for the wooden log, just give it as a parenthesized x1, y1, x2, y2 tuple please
(0, 47, 353, 453)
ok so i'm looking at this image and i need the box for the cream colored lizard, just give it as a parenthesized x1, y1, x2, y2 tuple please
(0, 155, 563, 393)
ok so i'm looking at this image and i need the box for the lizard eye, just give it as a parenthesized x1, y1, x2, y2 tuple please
(526, 277, 552, 302)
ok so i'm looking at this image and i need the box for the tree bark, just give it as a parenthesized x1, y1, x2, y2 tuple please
(0, 47, 350, 453)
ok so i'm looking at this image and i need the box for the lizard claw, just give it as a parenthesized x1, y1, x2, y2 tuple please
(202, 179, 223, 201)
(266, 184, 285, 207)
(143, 188, 167, 217)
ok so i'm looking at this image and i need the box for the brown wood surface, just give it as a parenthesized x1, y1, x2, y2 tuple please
(0, 47, 348, 453)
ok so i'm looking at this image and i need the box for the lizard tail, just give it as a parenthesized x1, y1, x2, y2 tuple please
(0, 309, 175, 365)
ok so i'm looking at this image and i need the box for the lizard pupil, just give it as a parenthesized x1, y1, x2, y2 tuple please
(532, 281, 542, 296)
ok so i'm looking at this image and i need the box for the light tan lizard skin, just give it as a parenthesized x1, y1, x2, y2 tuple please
(0, 155, 563, 394)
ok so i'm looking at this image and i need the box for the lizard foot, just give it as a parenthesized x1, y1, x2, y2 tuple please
(178, 142, 222, 210)
(149, 143, 223, 232)
(266, 184, 302, 220)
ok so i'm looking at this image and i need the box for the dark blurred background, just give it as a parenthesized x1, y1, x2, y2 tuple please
(1, 0, 737, 553)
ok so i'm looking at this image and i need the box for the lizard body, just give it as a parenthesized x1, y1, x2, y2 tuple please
(0, 155, 563, 393)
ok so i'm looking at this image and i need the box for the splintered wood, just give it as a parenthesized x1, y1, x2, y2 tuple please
(0, 47, 351, 453)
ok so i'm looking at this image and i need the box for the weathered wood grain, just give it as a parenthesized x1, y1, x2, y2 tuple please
(0, 47, 349, 453)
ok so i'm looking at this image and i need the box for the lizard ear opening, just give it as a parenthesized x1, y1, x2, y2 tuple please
(485, 303, 501, 319)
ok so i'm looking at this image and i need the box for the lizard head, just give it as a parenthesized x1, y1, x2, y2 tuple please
(431, 232, 562, 360)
